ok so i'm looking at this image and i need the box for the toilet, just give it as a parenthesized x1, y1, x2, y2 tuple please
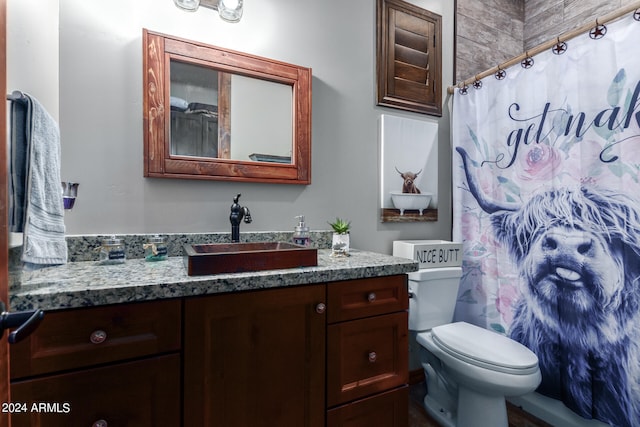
(408, 267, 541, 427)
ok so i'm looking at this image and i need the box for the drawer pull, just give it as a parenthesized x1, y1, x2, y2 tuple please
(368, 351, 377, 363)
(315, 303, 326, 314)
(367, 292, 376, 302)
(92, 420, 108, 427)
(89, 330, 107, 344)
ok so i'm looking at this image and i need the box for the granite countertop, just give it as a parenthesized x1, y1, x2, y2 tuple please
(10, 249, 419, 311)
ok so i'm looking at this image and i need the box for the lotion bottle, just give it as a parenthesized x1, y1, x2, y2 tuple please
(292, 215, 311, 246)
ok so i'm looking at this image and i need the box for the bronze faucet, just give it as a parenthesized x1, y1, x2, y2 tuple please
(229, 194, 252, 242)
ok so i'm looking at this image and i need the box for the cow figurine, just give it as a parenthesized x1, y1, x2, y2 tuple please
(395, 167, 422, 194)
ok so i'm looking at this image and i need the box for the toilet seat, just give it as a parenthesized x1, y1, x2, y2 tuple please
(431, 322, 539, 375)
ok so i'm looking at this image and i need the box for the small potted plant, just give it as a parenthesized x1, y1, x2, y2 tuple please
(328, 217, 351, 257)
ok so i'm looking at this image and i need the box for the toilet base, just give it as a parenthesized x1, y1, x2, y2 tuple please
(457, 386, 508, 427)
(423, 394, 455, 427)
(423, 386, 508, 427)
(422, 359, 509, 427)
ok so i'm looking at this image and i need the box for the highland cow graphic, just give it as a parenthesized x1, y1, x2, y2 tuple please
(457, 146, 640, 427)
(395, 167, 422, 194)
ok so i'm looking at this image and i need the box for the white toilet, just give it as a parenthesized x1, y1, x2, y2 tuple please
(408, 267, 541, 427)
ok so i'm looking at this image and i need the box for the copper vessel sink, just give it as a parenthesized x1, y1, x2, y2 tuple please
(183, 241, 318, 276)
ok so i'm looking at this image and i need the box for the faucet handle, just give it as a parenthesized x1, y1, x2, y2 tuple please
(243, 207, 252, 224)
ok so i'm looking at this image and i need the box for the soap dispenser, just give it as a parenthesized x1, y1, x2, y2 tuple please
(293, 215, 311, 246)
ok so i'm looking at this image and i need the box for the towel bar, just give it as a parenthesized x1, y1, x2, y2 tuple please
(6, 90, 27, 103)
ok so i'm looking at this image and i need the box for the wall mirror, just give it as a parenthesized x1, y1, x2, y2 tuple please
(143, 29, 312, 184)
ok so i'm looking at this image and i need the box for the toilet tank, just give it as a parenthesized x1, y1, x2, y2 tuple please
(408, 267, 462, 331)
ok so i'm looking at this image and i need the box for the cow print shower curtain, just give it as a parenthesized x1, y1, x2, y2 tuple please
(452, 10, 640, 427)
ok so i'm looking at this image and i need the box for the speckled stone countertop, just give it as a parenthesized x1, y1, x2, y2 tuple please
(9, 232, 418, 311)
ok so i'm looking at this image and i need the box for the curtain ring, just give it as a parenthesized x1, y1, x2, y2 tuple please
(458, 82, 469, 95)
(472, 75, 482, 89)
(634, 8, 640, 21)
(590, 18, 607, 39)
(495, 66, 506, 80)
(521, 51, 534, 69)
(553, 37, 567, 55)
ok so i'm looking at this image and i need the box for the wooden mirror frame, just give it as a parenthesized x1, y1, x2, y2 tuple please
(143, 29, 312, 184)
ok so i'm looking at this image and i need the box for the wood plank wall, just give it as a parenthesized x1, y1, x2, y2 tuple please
(456, 0, 637, 84)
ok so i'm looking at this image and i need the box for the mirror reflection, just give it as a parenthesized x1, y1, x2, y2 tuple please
(169, 60, 293, 163)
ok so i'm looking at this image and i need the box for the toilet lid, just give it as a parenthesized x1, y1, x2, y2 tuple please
(431, 322, 539, 375)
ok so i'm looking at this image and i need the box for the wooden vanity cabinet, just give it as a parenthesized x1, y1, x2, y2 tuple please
(9, 299, 181, 427)
(10, 274, 409, 427)
(326, 275, 409, 427)
(183, 284, 326, 427)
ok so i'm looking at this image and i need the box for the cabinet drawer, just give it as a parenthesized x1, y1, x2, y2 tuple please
(10, 299, 181, 379)
(10, 354, 180, 427)
(327, 385, 408, 427)
(327, 275, 408, 323)
(327, 312, 408, 406)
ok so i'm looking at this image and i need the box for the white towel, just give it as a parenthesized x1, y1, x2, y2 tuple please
(10, 92, 67, 265)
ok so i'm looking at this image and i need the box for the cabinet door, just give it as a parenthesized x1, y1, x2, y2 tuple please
(202, 114, 219, 157)
(327, 385, 408, 427)
(10, 354, 180, 427)
(171, 111, 203, 156)
(184, 285, 326, 427)
(327, 312, 408, 407)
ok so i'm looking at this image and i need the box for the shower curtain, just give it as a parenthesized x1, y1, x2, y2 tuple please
(452, 11, 640, 427)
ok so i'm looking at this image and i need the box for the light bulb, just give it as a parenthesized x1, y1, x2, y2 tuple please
(174, 0, 200, 12)
(217, 0, 243, 22)
(221, 0, 239, 8)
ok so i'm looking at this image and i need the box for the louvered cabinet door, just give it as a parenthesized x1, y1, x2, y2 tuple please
(377, 0, 442, 116)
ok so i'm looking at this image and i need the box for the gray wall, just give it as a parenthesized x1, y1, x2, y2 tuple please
(8, 0, 456, 255)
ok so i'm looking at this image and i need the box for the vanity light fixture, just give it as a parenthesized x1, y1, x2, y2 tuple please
(173, 0, 243, 23)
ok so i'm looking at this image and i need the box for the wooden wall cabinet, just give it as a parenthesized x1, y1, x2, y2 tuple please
(377, 0, 443, 116)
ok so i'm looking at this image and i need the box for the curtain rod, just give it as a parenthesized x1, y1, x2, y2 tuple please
(447, 1, 640, 94)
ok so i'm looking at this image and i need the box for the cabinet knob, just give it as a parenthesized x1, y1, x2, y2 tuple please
(315, 303, 326, 314)
(92, 420, 108, 427)
(367, 292, 376, 302)
(368, 351, 377, 363)
(89, 330, 107, 344)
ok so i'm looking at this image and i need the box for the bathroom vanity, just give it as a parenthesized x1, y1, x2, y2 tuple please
(8, 240, 416, 427)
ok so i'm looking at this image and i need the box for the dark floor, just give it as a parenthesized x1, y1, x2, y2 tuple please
(409, 381, 552, 427)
